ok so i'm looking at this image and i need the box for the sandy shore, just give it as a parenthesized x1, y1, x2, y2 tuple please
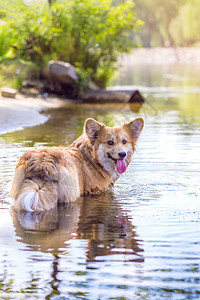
(0, 94, 67, 135)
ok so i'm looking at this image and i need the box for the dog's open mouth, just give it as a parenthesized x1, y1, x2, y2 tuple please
(107, 153, 127, 174)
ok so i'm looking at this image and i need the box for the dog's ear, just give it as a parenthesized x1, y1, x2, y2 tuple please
(84, 118, 105, 145)
(124, 118, 144, 141)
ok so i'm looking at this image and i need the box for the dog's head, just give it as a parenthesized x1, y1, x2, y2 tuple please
(84, 118, 144, 177)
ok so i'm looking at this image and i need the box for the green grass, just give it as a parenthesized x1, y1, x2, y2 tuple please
(0, 58, 38, 90)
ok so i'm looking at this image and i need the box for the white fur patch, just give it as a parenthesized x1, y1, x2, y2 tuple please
(16, 191, 39, 212)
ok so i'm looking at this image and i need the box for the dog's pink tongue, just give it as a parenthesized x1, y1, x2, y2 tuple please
(116, 159, 127, 174)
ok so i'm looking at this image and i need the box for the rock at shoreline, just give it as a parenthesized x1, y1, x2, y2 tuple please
(1, 88, 17, 98)
(47, 60, 78, 85)
(42, 60, 78, 95)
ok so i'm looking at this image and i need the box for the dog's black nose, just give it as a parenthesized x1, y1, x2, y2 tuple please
(118, 151, 126, 158)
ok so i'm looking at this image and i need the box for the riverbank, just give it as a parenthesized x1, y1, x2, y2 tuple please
(0, 94, 68, 135)
(1, 48, 200, 136)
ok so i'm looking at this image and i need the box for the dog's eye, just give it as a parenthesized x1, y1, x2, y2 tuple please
(107, 140, 114, 146)
(122, 139, 127, 145)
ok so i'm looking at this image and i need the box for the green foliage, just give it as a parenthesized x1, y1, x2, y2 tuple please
(0, 58, 38, 89)
(0, 21, 12, 56)
(0, 0, 141, 87)
(74, 65, 92, 96)
(14, 74, 24, 90)
(169, 0, 200, 46)
(133, 0, 186, 47)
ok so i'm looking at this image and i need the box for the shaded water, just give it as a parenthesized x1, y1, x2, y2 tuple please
(1, 61, 200, 299)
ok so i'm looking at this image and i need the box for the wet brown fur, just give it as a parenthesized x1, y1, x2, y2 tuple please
(10, 118, 144, 211)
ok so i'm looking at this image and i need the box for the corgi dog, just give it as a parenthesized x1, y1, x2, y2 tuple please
(10, 117, 144, 212)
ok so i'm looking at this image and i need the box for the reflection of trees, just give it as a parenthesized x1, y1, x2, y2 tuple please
(11, 193, 144, 297)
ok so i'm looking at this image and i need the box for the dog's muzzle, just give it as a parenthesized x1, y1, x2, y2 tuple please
(107, 152, 127, 174)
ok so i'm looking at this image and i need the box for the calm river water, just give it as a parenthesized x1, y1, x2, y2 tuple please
(0, 60, 200, 299)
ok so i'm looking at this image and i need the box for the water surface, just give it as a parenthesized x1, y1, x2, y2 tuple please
(0, 61, 200, 299)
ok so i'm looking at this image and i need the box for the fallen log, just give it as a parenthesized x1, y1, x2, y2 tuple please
(81, 89, 145, 104)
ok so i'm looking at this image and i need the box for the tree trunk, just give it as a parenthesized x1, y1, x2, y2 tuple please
(48, 0, 54, 6)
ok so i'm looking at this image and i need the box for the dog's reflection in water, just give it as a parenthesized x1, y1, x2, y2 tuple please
(11, 193, 144, 262)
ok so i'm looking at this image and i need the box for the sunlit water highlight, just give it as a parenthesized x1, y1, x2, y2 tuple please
(0, 61, 200, 299)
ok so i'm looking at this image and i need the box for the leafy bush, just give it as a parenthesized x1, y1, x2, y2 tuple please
(0, 58, 36, 90)
(0, 21, 12, 57)
(1, 0, 141, 87)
